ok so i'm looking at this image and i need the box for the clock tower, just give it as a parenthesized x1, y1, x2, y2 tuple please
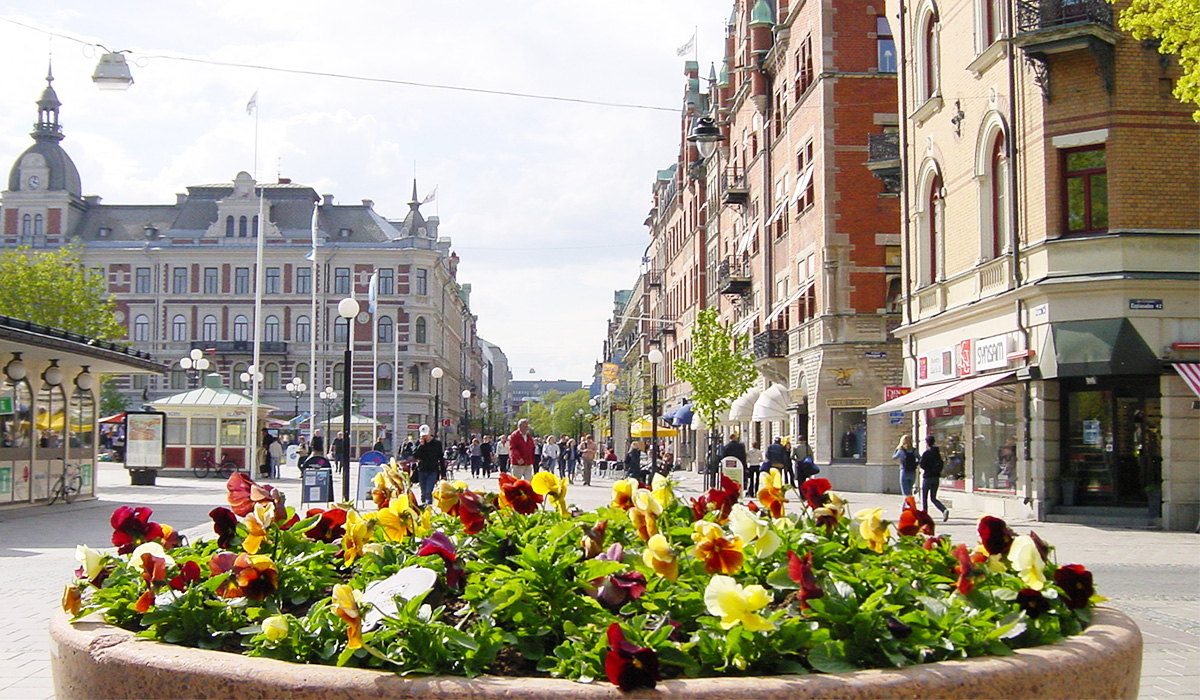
(2, 65, 86, 247)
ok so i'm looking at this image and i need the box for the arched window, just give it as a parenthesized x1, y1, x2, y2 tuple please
(202, 315, 218, 341)
(409, 365, 421, 393)
(264, 315, 280, 342)
(33, 214, 43, 241)
(253, 215, 259, 237)
(378, 315, 393, 344)
(225, 216, 235, 237)
(264, 363, 280, 390)
(916, 4, 940, 102)
(334, 316, 349, 343)
(171, 314, 188, 341)
(233, 315, 249, 341)
(926, 172, 943, 285)
(989, 133, 1008, 259)
(377, 363, 393, 391)
(133, 314, 150, 342)
(975, 114, 1010, 262)
(332, 362, 345, 392)
(232, 362, 248, 389)
(296, 315, 311, 343)
(238, 216, 248, 238)
(21, 214, 31, 240)
(293, 363, 310, 385)
(415, 317, 427, 344)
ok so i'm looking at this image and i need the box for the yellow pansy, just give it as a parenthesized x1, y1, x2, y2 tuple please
(611, 478, 638, 510)
(75, 544, 105, 581)
(532, 472, 570, 517)
(642, 533, 679, 581)
(1008, 535, 1047, 590)
(855, 507, 890, 553)
(242, 502, 274, 554)
(262, 615, 288, 642)
(342, 510, 374, 565)
(650, 472, 675, 509)
(703, 575, 774, 631)
(727, 504, 781, 558)
(633, 488, 662, 516)
(331, 584, 364, 649)
(377, 494, 419, 542)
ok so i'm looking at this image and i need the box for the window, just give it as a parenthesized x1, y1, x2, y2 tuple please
(296, 267, 312, 295)
(225, 216, 234, 238)
(33, 215, 43, 243)
(332, 362, 345, 392)
(20, 214, 31, 245)
(264, 315, 280, 342)
(409, 365, 421, 393)
(334, 268, 351, 295)
(334, 316, 349, 343)
(132, 374, 149, 390)
(296, 315, 311, 343)
(135, 267, 152, 293)
(265, 268, 280, 294)
(795, 35, 814, 98)
(232, 363, 248, 389)
(973, 383, 1019, 492)
(989, 132, 1009, 258)
(133, 315, 150, 342)
(202, 315, 218, 341)
(877, 16, 896, 72)
(233, 315, 249, 341)
(172, 267, 188, 294)
(378, 315, 393, 343)
(916, 5, 940, 102)
(170, 370, 187, 390)
(795, 141, 815, 211)
(203, 267, 219, 294)
(252, 215, 259, 237)
(377, 363, 393, 391)
(294, 363, 310, 384)
(191, 418, 217, 446)
(415, 268, 428, 296)
(1063, 146, 1108, 235)
(927, 172, 943, 285)
(415, 316, 427, 344)
(264, 363, 280, 390)
(980, 0, 1004, 48)
(378, 268, 394, 295)
(832, 410, 867, 462)
(239, 216, 248, 238)
(171, 314, 188, 341)
(235, 267, 250, 294)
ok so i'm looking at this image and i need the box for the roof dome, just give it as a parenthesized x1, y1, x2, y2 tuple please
(7, 71, 82, 197)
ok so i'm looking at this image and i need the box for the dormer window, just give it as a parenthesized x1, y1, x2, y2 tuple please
(339, 228, 352, 238)
(98, 227, 111, 238)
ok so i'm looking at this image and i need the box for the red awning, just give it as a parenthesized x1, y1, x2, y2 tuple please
(99, 413, 125, 424)
(1176, 363, 1200, 399)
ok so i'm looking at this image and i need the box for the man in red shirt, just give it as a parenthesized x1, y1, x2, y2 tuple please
(508, 418, 536, 481)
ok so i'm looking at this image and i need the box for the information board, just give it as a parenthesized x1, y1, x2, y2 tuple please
(124, 412, 167, 470)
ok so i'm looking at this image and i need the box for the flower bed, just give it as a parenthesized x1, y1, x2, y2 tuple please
(59, 468, 1126, 695)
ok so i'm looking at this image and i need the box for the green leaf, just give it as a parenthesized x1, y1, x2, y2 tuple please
(444, 627, 479, 651)
(808, 642, 860, 674)
(766, 566, 800, 590)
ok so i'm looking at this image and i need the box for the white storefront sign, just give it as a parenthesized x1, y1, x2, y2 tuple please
(974, 335, 1009, 372)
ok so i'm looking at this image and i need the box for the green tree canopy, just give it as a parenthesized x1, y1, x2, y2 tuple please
(672, 308, 757, 432)
(0, 245, 125, 340)
(1114, 0, 1200, 121)
(550, 389, 593, 437)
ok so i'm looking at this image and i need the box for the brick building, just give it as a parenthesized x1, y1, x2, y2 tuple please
(876, 0, 1200, 529)
(1, 77, 491, 463)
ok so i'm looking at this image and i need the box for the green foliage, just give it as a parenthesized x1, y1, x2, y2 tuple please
(1113, 0, 1200, 121)
(672, 309, 757, 430)
(99, 376, 131, 416)
(0, 244, 125, 340)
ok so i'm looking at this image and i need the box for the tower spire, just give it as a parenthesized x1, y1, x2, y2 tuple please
(33, 64, 64, 142)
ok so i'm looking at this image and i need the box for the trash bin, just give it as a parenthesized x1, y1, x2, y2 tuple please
(129, 469, 157, 486)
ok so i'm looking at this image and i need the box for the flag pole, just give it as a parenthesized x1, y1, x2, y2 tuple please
(248, 89, 265, 476)
(369, 270, 379, 446)
(308, 203, 319, 439)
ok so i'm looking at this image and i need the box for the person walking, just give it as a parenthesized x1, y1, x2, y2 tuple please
(496, 431, 511, 473)
(413, 425, 445, 507)
(480, 435, 494, 477)
(542, 435, 560, 474)
(624, 440, 645, 482)
(893, 435, 920, 504)
(919, 435, 950, 520)
(720, 432, 748, 488)
(508, 419, 537, 481)
(791, 435, 815, 484)
(331, 431, 346, 473)
(745, 440, 764, 494)
(469, 437, 483, 477)
(579, 435, 597, 486)
(764, 435, 790, 486)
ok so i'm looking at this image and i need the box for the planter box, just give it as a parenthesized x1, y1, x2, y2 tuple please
(128, 469, 157, 486)
(50, 608, 1141, 699)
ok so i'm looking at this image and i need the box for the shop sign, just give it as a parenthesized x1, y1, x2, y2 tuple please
(884, 386, 910, 402)
(888, 411, 905, 425)
(1129, 299, 1163, 310)
(958, 339, 973, 377)
(974, 335, 1009, 372)
(921, 346, 957, 383)
(1083, 420, 1101, 445)
(826, 398, 871, 408)
(0, 396, 11, 414)
(0, 466, 10, 494)
(865, 351, 887, 359)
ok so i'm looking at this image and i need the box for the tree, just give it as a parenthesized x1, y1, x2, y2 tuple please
(1113, 0, 1200, 121)
(672, 308, 758, 433)
(0, 245, 125, 340)
(99, 376, 131, 416)
(551, 389, 593, 437)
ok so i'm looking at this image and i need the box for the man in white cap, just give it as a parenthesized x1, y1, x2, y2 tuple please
(413, 424, 444, 506)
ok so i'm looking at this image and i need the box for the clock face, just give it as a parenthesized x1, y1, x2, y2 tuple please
(357, 311, 371, 324)
(26, 175, 40, 189)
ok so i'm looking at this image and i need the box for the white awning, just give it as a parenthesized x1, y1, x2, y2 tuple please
(766, 202, 786, 226)
(736, 230, 754, 255)
(764, 283, 810, 327)
(732, 314, 756, 336)
(751, 383, 789, 421)
(1176, 363, 1200, 399)
(791, 164, 815, 202)
(904, 372, 1015, 412)
(866, 383, 948, 415)
(728, 387, 762, 421)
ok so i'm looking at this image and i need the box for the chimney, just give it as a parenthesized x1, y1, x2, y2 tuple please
(322, 194, 335, 206)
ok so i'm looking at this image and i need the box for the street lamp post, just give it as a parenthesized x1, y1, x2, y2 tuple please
(178, 349, 210, 387)
(337, 297, 360, 501)
(605, 382, 617, 450)
(647, 347, 664, 476)
(461, 389, 472, 440)
(285, 377, 307, 419)
(480, 400, 488, 436)
(431, 367, 444, 439)
(588, 398, 598, 440)
(575, 408, 585, 439)
(319, 386, 336, 454)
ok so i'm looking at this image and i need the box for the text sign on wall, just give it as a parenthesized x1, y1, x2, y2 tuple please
(974, 335, 1009, 372)
(1129, 299, 1162, 310)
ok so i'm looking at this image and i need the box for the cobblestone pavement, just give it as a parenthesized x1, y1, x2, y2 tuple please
(1, 462, 1195, 699)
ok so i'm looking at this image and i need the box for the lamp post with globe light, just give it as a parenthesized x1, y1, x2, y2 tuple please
(178, 349, 210, 388)
(605, 382, 617, 450)
(285, 378, 307, 436)
(337, 297, 359, 501)
(647, 347, 664, 476)
(319, 386, 337, 455)
(461, 388, 471, 440)
(431, 367, 444, 439)
(480, 400, 489, 436)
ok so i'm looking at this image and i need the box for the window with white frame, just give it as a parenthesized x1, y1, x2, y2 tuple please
(202, 315, 218, 341)
(378, 315, 393, 343)
(133, 314, 150, 342)
(296, 267, 312, 294)
(264, 315, 280, 342)
(916, 3, 940, 103)
(233, 315, 249, 341)
(296, 315, 311, 343)
(171, 314, 188, 341)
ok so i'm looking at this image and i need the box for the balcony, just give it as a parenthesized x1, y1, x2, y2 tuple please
(716, 257, 752, 297)
(1013, 0, 1121, 96)
(722, 168, 749, 206)
(645, 269, 662, 289)
(866, 132, 901, 194)
(753, 329, 788, 360)
(191, 340, 288, 354)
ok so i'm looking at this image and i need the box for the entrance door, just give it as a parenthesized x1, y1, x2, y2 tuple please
(1062, 377, 1161, 506)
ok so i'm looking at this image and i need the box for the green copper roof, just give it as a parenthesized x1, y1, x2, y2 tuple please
(728, 6, 737, 25)
(750, 0, 774, 27)
(718, 60, 730, 86)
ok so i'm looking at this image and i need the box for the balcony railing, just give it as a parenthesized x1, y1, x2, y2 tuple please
(716, 257, 752, 296)
(723, 168, 749, 205)
(753, 329, 788, 359)
(191, 340, 288, 354)
(867, 132, 900, 164)
(1016, 0, 1113, 33)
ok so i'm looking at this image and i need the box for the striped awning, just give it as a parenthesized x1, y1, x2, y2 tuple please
(1176, 363, 1200, 399)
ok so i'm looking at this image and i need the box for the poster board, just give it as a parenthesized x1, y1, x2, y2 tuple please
(124, 411, 167, 470)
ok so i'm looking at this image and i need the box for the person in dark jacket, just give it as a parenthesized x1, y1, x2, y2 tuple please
(413, 425, 445, 506)
(919, 435, 949, 520)
(764, 436, 791, 481)
(624, 440, 645, 483)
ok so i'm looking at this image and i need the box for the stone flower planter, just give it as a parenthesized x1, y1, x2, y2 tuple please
(50, 607, 1141, 699)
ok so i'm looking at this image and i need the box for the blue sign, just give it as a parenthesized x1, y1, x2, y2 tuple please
(359, 450, 388, 466)
(888, 411, 905, 425)
(865, 351, 888, 359)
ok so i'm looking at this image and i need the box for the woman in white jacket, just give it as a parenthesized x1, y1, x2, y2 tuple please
(541, 435, 560, 472)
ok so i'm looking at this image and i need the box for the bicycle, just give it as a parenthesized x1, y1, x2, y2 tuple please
(193, 450, 238, 479)
(48, 458, 83, 505)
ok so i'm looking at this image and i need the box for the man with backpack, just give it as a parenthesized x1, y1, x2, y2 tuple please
(919, 435, 950, 521)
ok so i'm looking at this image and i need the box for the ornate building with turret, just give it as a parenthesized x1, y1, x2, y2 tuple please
(1, 74, 492, 464)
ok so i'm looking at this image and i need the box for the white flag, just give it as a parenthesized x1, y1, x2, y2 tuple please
(421, 186, 437, 205)
(676, 33, 695, 57)
(305, 204, 319, 261)
(368, 270, 379, 314)
(246, 90, 258, 115)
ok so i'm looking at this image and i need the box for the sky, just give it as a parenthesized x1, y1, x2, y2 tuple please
(0, 1, 732, 385)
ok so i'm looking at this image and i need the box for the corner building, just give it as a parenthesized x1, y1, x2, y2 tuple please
(879, 0, 1199, 528)
(1, 78, 487, 462)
